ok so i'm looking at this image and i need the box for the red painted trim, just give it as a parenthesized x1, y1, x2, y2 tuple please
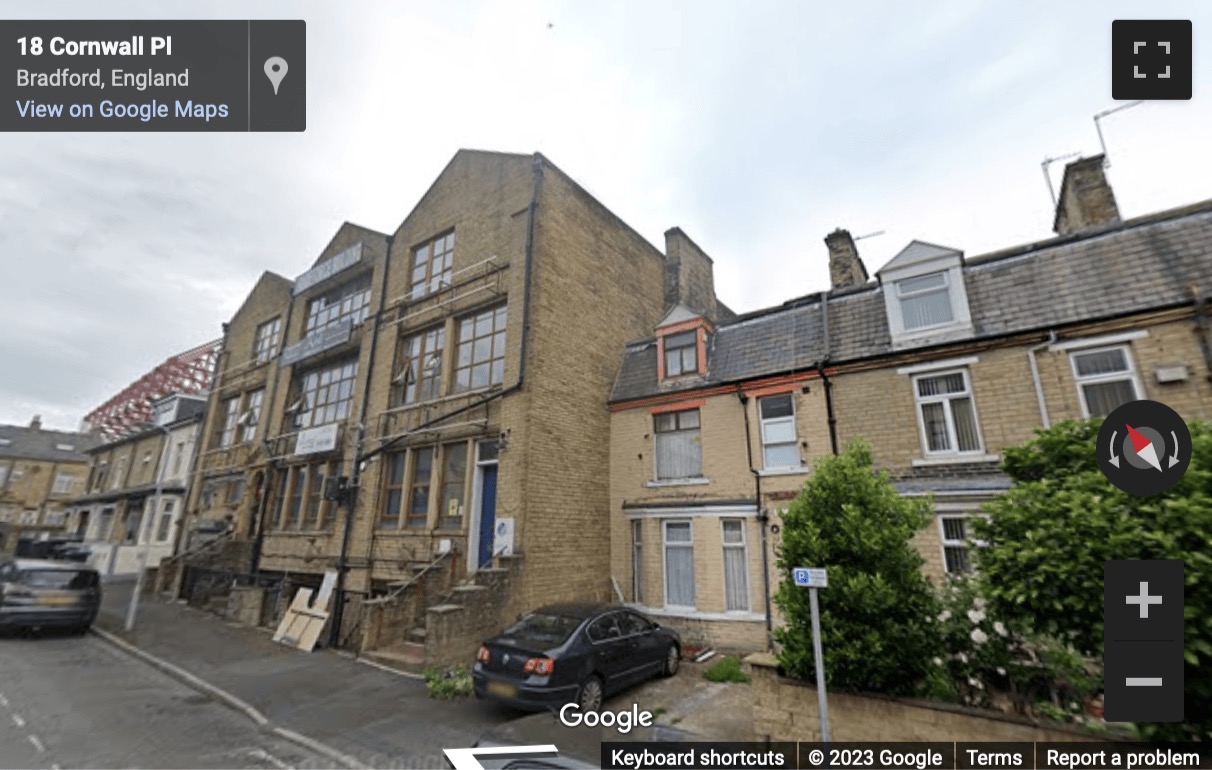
(656, 317, 715, 336)
(613, 369, 827, 413)
(696, 329, 708, 377)
(744, 382, 799, 398)
(656, 336, 666, 381)
(649, 398, 706, 415)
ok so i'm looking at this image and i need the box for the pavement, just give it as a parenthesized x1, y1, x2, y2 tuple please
(95, 582, 757, 768)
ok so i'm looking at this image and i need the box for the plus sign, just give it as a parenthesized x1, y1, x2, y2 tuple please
(1126, 581, 1163, 619)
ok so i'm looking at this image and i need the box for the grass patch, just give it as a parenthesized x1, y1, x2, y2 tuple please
(703, 655, 751, 684)
(423, 665, 473, 699)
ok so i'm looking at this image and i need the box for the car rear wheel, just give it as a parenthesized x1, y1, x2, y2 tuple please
(576, 675, 604, 712)
(663, 644, 680, 677)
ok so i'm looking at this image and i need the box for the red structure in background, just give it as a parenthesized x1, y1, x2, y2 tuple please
(82, 339, 222, 440)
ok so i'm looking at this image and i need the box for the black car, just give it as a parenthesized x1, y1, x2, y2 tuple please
(473, 604, 681, 712)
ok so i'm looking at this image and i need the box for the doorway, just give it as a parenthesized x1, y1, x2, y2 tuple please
(468, 439, 499, 572)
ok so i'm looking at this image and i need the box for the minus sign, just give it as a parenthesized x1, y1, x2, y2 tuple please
(1126, 677, 1164, 686)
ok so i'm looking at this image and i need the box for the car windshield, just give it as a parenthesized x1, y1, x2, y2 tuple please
(20, 569, 98, 590)
(503, 613, 582, 645)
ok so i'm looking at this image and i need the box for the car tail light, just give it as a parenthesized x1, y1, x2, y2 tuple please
(477, 646, 491, 663)
(523, 657, 555, 676)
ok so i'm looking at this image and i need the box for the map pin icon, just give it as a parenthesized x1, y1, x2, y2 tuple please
(264, 56, 288, 95)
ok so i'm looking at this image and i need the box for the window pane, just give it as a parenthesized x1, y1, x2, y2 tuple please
(763, 443, 799, 469)
(920, 402, 951, 452)
(1083, 380, 1136, 417)
(760, 395, 793, 419)
(901, 289, 953, 330)
(724, 545, 749, 611)
(678, 410, 700, 429)
(1074, 348, 1129, 377)
(942, 517, 967, 541)
(917, 372, 966, 397)
(951, 397, 981, 452)
(762, 417, 796, 445)
(665, 544, 694, 607)
(656, 431, 702, 479)
(664, 521, 692, 543)
(665, 349, 683, 376)
(654, 413, 676, 432)
(722, 519, 744, 544)
(666, 331, 694, 347)
(897, 272, 947, 295)
(945, 546, 970, 574)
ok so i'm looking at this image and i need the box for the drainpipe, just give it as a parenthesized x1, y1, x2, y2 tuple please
(818, 292, 839, 455)
(329, 234, 395, 648)
(250, 293, 297, 575)
(738, 390, 773, 651)
(1027, 331, 1058, 429)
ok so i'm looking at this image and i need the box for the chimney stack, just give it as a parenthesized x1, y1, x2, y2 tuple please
(825, 229, 869, 290)
(664, 228, 719, 320)
(1053, 155, 1121, 235)
(29, 415, 42, 431)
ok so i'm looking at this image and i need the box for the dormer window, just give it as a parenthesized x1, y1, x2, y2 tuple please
(879, 241, 973, 350)
(663, 331, 697, 377)
(896, 272, 953, 330)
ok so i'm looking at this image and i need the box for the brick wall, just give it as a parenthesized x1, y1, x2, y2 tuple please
(747, 654, 1124, 743)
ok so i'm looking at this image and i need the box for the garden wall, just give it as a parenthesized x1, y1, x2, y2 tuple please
(746, 654, 1125, 743)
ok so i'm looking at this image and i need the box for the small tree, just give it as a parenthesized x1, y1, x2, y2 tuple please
(978, 418, 1212, 741)
(774, 440, 941, 695)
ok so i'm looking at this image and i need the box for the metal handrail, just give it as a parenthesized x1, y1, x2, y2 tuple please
(367, 550, 451, 605)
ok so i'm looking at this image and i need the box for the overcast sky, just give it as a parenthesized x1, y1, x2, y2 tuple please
(3, 0, 1211, 431)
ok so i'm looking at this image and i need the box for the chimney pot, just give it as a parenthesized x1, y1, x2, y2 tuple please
(825, 228, 869, 290)
(1053, 154, 1121, 235)
(30, 415, 42, 430)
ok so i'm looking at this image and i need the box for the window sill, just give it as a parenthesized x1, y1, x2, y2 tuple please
(757, 467, 809, 477)
(646, 478, 711, 488)
(911, 453, 1000, 467)
(630, 604, 765, 623)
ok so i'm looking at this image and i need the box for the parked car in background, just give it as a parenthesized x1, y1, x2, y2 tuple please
(0, 558, 102, 634)
(473, 604, 681, 712)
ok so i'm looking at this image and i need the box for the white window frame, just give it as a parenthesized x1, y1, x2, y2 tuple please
(912, 368, 984, 457)
(938, 513, 988, 576)
(1068, 344, 1143, 418)
(758, 394, 801, 470)
(721, 518, 750, 612)
(51, 472, 73, 495)
(895, 270, 954, 332)
(661, 520, 696, 610)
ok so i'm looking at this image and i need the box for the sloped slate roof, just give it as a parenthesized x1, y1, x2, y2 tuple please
(0, 424, 102, 463)
(610, 199, 1212, 404)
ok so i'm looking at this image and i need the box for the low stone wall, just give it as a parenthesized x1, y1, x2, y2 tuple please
(746, 654, 1122, 743)
(358, 586, 420, 652)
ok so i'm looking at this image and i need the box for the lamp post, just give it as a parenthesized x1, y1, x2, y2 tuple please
(126, 421, 171, 632)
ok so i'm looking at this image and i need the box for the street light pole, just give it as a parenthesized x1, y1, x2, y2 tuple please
(126, 423, 171, 632)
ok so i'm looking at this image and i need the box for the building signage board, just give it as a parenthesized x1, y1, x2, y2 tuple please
(279, 320, 353, 367)
(295, 423, 339, 456)
(292, 242, 363, 296)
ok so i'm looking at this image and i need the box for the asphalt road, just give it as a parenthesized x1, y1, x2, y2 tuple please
(0, 629, 331, 770)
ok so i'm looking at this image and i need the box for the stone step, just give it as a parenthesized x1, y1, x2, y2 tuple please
(408, 627, 427, 642)
(453, 584, 488, 595)
(363, 643, 426, 674)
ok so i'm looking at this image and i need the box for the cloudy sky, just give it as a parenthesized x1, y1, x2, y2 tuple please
(3, 0, 1210, 431)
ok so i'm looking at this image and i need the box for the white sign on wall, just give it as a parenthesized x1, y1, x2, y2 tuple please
(295, 423, 339, 456)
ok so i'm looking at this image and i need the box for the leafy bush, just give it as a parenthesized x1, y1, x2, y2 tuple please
(423, 665, 473, 699)
(978, 418, 1212, 741)
(773, 440, 942, 696)
(703, 655, 751, 684)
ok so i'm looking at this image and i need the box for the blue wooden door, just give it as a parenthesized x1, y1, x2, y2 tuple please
(477, 465, 498, 568)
